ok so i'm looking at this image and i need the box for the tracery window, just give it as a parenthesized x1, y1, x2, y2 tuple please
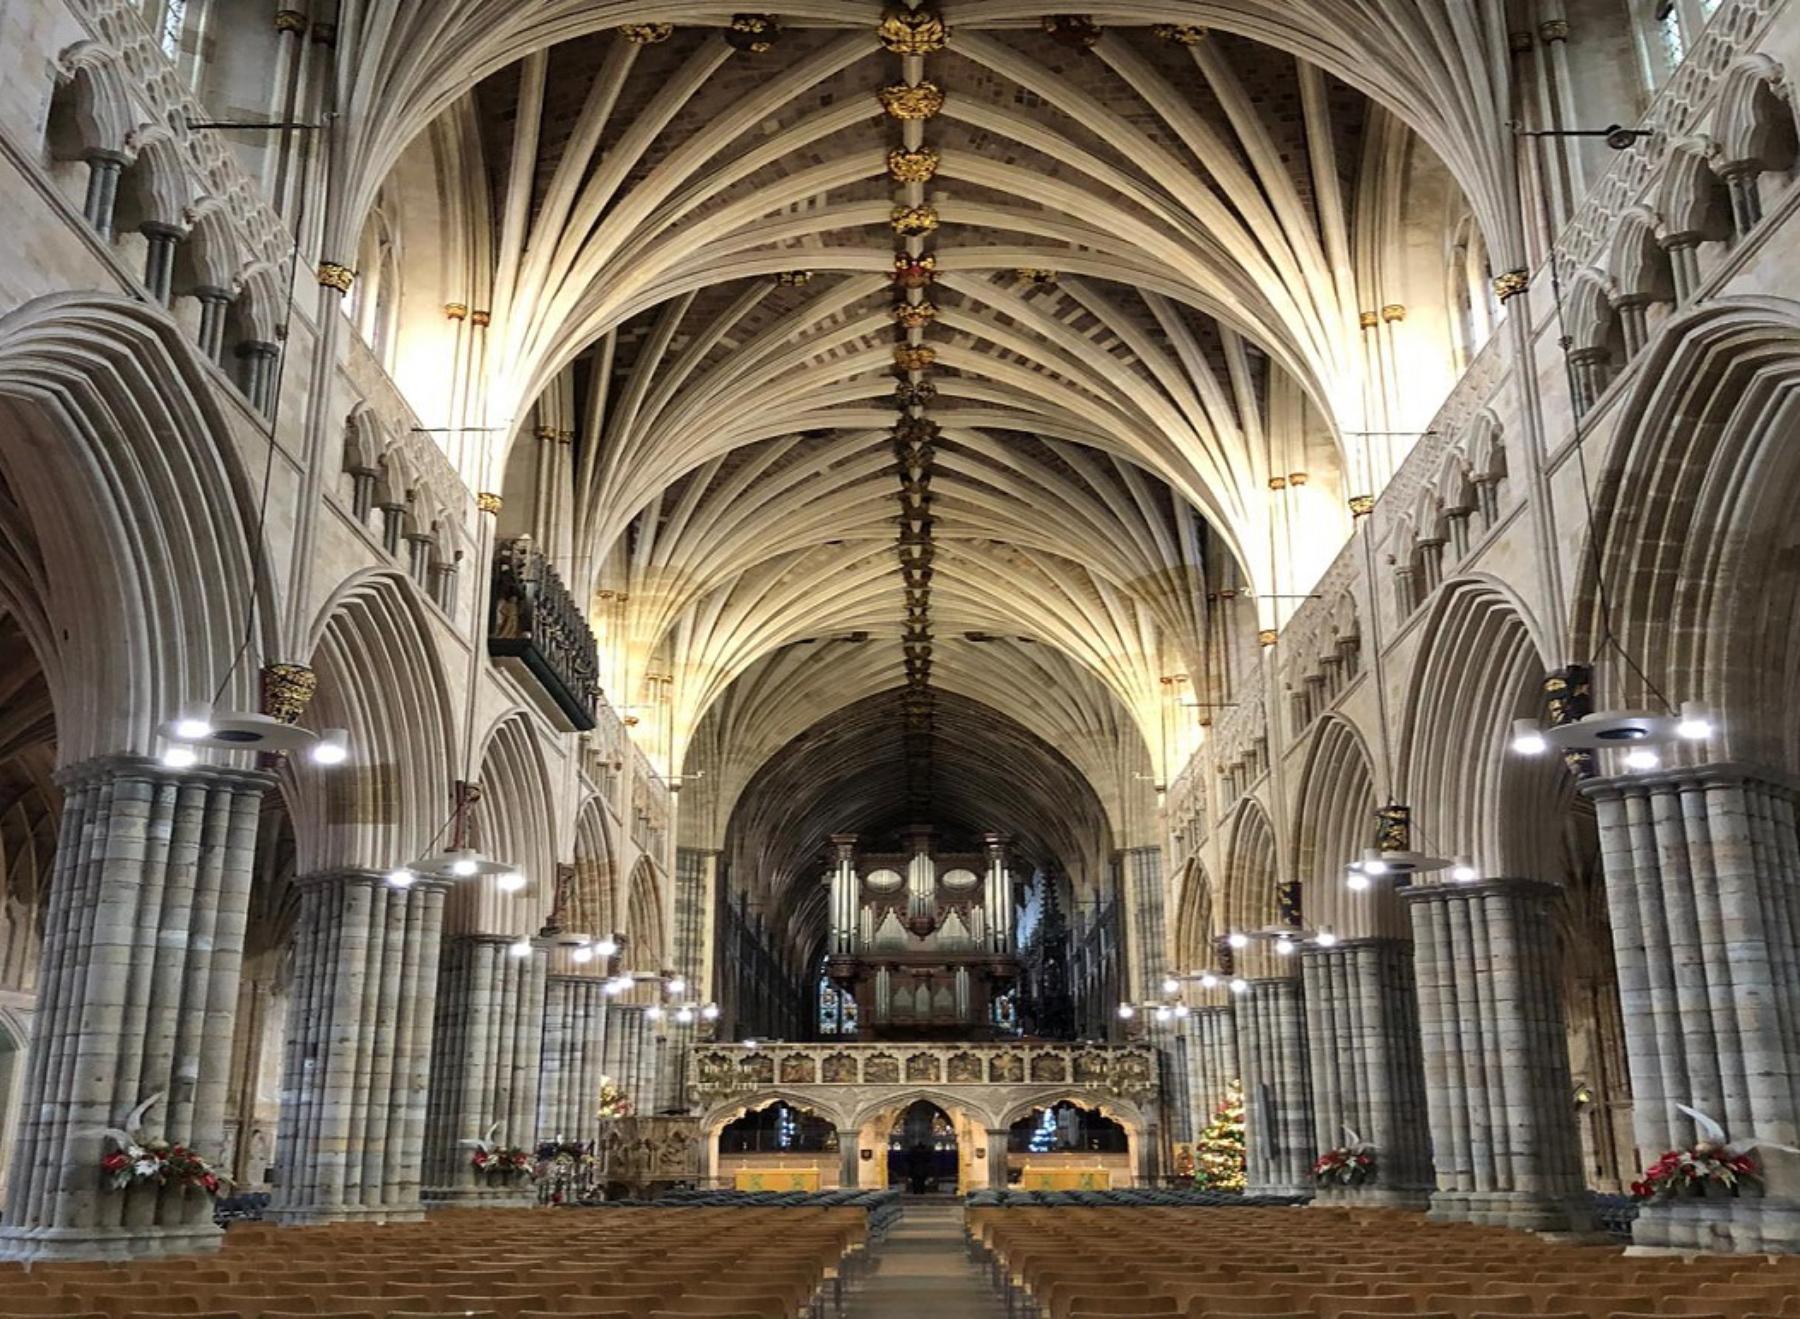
(159, 0, 188, 59)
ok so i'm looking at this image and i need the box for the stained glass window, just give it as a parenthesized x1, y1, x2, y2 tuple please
(818, 957, 857, 1035)
(160, 0, 187, 59)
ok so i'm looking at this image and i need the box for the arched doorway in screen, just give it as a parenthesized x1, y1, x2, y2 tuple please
(889, 1100, 958, 1195)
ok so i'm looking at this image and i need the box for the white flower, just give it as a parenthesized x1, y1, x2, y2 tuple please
(133, 1158, 159, 1177)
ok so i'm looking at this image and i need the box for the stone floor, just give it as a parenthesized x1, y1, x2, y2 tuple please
(847, 1198, 1008, 1317)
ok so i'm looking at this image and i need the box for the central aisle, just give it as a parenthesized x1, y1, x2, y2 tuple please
(848, 1199, 1008, 1318)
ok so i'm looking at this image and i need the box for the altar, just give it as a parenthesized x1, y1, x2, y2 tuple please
(733, 1167, 821, 1192)
(1017, 1166, 1113, 1190)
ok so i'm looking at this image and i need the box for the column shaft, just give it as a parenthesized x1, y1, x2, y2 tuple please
(1403, 878, 1590, 1231)
(1236, 977, 1313, 1196)
(1, 758, 270, 1261)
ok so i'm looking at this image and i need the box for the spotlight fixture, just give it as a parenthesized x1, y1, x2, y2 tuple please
(1118, 1004, 1136, 1019)
(594, 936, 620, 957)
(675, 1006, 695, 1024)
(668, 977, 688, 996)
(385, 867, 416, 889)
(1449, 856, 1479, 883)
(570, 944, 595, 964)
(1161, 977, 1180, 996)
(508, 938, 533, 958)
(1153, 1005, 1172, 1023)
(1315, 930, 1339, 947)
(1274, 936, 1295, 956)
(1346, 870, 1371, 892)
(1229, 978, 1249, 994)
(743, 1038, 760, 1050)
(1511, 720, 1551, 756)
(310, 729, 350, 765)
(646, 1005, 664, 1022)
(1198, 973, 1219, 990)
(1676, 704, 1714, 741)
(1227, 932, 1249, 949)
(172, 702, 215, 741)
(496, 870, 527, 894)
(160, 745, 199, 769)
(701, 1004, 721, 1021)
(1624, 747, 1661, 771)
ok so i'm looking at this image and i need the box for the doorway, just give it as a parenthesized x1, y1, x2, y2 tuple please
(887, 1099, 958, 1194)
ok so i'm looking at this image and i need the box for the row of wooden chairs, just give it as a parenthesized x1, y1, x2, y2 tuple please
(0, 1207, 871, 1319)
(966, 1205, 1800, 1319)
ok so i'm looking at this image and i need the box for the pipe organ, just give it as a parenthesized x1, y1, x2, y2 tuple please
(823, 827, 1021, 1040)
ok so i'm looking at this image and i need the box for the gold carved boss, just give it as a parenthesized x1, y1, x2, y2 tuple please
(888, 146, 941, 184)
(879, 81, 946, 121)
(891, 204, 940, 236)
(879, 8, 949, 54)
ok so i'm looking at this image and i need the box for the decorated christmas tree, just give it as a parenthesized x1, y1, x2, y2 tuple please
(1192, 1080, 1246, 1192)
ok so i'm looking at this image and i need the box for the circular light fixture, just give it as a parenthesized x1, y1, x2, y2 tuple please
(158, 709, 346, 758)
(411, 849, 518, 882)
(386, 867, 416, 890)
(1512, 706, 1714, 758)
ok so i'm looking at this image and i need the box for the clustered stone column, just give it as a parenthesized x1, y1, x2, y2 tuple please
(837, 1130, 863, 1189)
(1403, 878, 1590, 1231)
(422, 936, 548, 1203)
(1585, 765, 1800, 1253)
(1185, 1004, 1239, 1122)
(271, 873, 447, 1223)
(602, 1004, 654, 1108)
(1301, 938, 1433, 1206)
(1236, 976, 1315, 1196)
(0, 758, 270, 1261)
(1119, 846, 1166, 998)
(537, 973, 611, 1147)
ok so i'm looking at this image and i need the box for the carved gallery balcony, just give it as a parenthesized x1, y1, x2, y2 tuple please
(690, 1040, 1157, 1103)
(488, 535, 601, 731)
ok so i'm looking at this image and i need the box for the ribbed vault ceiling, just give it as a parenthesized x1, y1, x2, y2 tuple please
(369, 7, 1483, 892)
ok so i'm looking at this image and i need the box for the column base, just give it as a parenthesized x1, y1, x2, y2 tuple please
(269, 1203, 428, 1226)
(422, 1185, 538, 1209)
(0, 1220, 223, 1263)
(1626, 1196, 1800, 1255)
(1428, 1188, 1594, 1233)
(1312, 1184, 1432, 1211)
(1247, 1181, 1315, 1201)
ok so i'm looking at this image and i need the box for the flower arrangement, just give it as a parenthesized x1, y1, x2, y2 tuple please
(535, 1139, 596, 1167)
(470, 1146, 534, 1178)
(99, 1094, 226, 1197)
(1313, 1145, 1377, 1187)
(1630, 1142, 1758, 1201)
(1192, 1082, 1246, 1193)
(596, 1077, 634, 1120)
(100, 1138, 225, 1196)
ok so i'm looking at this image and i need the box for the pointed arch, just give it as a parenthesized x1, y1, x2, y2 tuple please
(624, 855, 668, 972)
(571, 794, 620, 941)
(1290, 714, 1398, 941)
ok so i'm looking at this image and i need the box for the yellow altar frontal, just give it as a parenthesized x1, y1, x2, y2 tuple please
(1017, 1167, 1112, 1191)
(734, 1168, 820, 1192)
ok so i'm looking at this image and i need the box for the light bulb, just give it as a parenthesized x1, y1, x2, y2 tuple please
(1117, 1004, 1136, 1019)
(1362, 852, 1390, 876)
(701, 1004, 720, 1020)
(1153, 1006, 1172, 1023)
(570, 944, 595, 964)
(1229, 978, 1249, 995)
(1676, 702, 1712, 741)
(449, 854, 480, 878)
(385, 867, 415, 890)
(1274, 936, 1295, 956)
(309, 729, 350, 765)
(1315, 930, 1339, 948)
(595, 937, 619, 957)
(1450, 857, 1478, 883)
(1512, 719, 1549, 756)
(668, 977, 687, 996)
(508, 938, 533, 958)
(743, 1039, 759, 1050)
(173, 702, 215, 741)
(496, 871, 526, 893)
(603, 977, 628, 996)
(1173, 1004, 1190, 1019)
(1161, 977, 1180, 996)
(676, 1006, 695, 1024)
(160, 745, 198, 769)
(646, 1005, 664, 1022)
(1624, 747, 1660, 771)
(1227, 932, 1249, 949)
(1346, 871, 1371, 892)
(1198, 973, 1218, 990)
